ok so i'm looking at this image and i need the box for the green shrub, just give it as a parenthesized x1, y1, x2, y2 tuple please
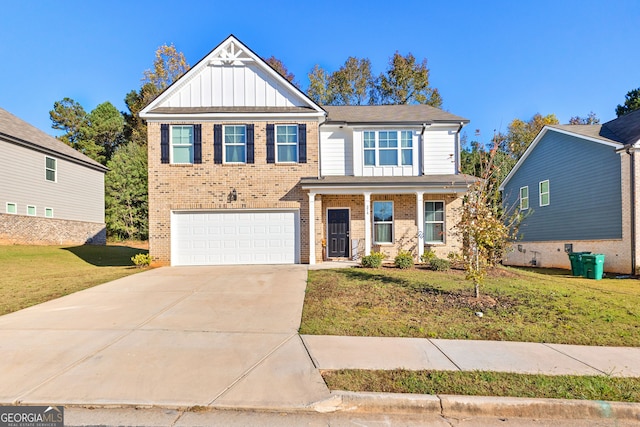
(361, 251, 386, 268)
(420, 250, 437, 264)
(394, 250, 414, 269)
(131, 253, 151, 268)
(429, 257, 451, 271)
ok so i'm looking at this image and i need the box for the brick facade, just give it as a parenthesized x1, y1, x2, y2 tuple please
(0, 213, 106, 245)
(148, 121, 319, 265)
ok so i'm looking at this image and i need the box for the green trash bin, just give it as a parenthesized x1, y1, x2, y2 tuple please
(568, 252, 591, 276)
(582, 254, 605, 280)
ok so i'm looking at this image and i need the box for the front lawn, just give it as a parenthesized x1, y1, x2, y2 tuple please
(300, 266, 640, 346)
(0, 244, 149, 315)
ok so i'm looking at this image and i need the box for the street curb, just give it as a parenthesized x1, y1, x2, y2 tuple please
(326, 391, 640, 421)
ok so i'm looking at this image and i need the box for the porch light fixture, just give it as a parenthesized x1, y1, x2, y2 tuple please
(228, 188, 238, 202)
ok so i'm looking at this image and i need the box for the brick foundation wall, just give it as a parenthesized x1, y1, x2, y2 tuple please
(148, 121, 319, 265)
(0, 213, 106, 245)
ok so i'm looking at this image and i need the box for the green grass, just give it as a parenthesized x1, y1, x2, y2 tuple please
(300, 266, 640, 346)
(322, 370, 640, 402)
(0, 244, 149, 315)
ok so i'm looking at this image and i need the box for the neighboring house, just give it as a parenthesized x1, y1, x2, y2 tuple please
(0, 107, 107, 245)
(500, 110, 640, 274)
(140, 35, 474, 266)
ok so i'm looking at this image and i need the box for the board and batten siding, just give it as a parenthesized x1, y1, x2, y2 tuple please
(0, 140, 104, 223)
(320, 126, 354, 176)
(503, 131, 621, 241)
(422, 127, 457, 175)
(352, 129, 420, 177)
(164, 63, 302, 108)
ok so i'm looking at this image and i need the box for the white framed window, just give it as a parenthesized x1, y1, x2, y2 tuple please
(45, 156, 57, 182)
(276, 125, 298, 162)
(6, 203, 17, 214)
(362, 130, 414, 166)
(539, 180, 550, 206)
(224, 125, 246, 163)
(425, 201, 445, 243)
(520, 186, 529, 211)
(27, 205, 36, 216)
(171, 125, 194, 164)
(45, 208, 54, 218)
(373, 201, 394, 244)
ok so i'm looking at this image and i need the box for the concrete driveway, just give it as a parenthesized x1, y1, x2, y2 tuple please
(0, 265, 329, 408)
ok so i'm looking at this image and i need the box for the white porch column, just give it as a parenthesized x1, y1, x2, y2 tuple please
(416, 192, 424, 259)
(364, 192, 371, 256)
(308, 192, 316, 265)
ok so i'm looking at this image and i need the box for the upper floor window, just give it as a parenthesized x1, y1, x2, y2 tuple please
(363, 130, 413, 167)
(520, 186, 529, 211)
(27, 205, 36, 216)
(45, 208, 54, 218)
(224, 125, 246, 163)
(171, 125, 194, 164)
(539, 180, 550, 206)
(373, 201, 394, 244)
(45, 156, 57, 182)
(276, 125, 298, 162)
(6, 203, 17, 214)
(425, 201, 445, 243)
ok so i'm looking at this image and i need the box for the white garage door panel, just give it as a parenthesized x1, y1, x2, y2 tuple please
(172, 211, 298, 266)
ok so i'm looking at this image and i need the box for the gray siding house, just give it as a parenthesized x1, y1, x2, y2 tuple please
(500, 110, 640, 274)
(0, 107, 108, 245)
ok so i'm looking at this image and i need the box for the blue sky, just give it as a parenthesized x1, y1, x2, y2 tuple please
(1, 0, 638, 144)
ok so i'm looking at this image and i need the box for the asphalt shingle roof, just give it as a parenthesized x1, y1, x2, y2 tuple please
(321, 105, 469, 125)
(0, 107, 107, 171)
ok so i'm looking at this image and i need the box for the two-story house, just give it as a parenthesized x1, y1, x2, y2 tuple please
(140, 35, 473, 266)
(0, 107, 107, 245)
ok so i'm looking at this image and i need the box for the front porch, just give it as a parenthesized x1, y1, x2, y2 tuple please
(300, 176, 474, 264)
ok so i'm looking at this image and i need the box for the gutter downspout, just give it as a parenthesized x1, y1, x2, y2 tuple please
(455, 122, 464, 175)
(420, 123, 430, 175)
(625, 144, 636, 275)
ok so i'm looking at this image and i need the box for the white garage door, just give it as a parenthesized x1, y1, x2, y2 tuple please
(171, 210, 299, 266)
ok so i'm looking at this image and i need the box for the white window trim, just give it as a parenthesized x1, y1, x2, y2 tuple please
(45, 207, 54, 218)
(363, 130, 414, 167)
(539, 180, 550, 207)
(26, 205, 36, 216)
(223, 125, 247, 164)
(520, 186, 529, 211)
(424, 200, 446, 244)
(372, 200, 394, 245)
(45, 156, 57, 182)
(275, 124, 298, 163)
(170, 125, 194, 164)
(6, 202, 17, 214)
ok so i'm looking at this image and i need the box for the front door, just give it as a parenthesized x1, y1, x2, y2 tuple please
(327, 209, 349, 258)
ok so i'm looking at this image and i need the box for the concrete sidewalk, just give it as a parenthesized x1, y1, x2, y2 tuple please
(302, 335, 640, 377)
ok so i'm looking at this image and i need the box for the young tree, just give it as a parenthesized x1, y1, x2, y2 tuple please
(377, 52, 442, 107)
(615, 87, 640, 117)
(504, 113, 559, 158)
(105, 141, 148, 240)
(457, 138, 521, 298)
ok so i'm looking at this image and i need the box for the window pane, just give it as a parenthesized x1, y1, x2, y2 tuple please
(276, 125, 298, 143)
(364, 131, 375, 148)
(45, 208, 53, 218)
(520, 187, 528, 198)
(373, 202, 393, 222)
(540, 181, 549, 193)
(379, 131, 397, 148)
(364, 150, 375, 166)
(7, 204, 16, 214)
(173, 146, 193, 163)
(374, 224, 393, 243)
(401, 131, 412, 147)
(379, 150, 398, 166)
(46, 157, 56, 170)
(277, 145, 297, 162)
(27, 206, 36, 215)
(541, 194, 549, 205)
(401, 149, 412, 165)
(46, 169, 56, 181)
(226, 145, 245, 163)
(424, 223, 444, 242)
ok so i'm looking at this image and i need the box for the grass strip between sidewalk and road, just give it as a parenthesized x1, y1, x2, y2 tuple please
(0, 244, 149, 316)
(300, 266, 640, 346)
(321, 370, 640, 403)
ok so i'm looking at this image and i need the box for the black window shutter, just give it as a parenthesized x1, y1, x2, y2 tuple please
(213, 124, 223, 164)
(298, 124, 307, 163)
(193, 124, 202, 164)
(160, 124, 170, 164)
(266, 124, 275, 163)
(246, 124, 255, 164)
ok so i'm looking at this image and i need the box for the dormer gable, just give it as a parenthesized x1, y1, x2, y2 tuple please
(140, 35, 325, 120)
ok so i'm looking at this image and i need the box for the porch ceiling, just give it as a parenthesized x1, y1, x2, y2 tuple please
(300, 175, 477, 195)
